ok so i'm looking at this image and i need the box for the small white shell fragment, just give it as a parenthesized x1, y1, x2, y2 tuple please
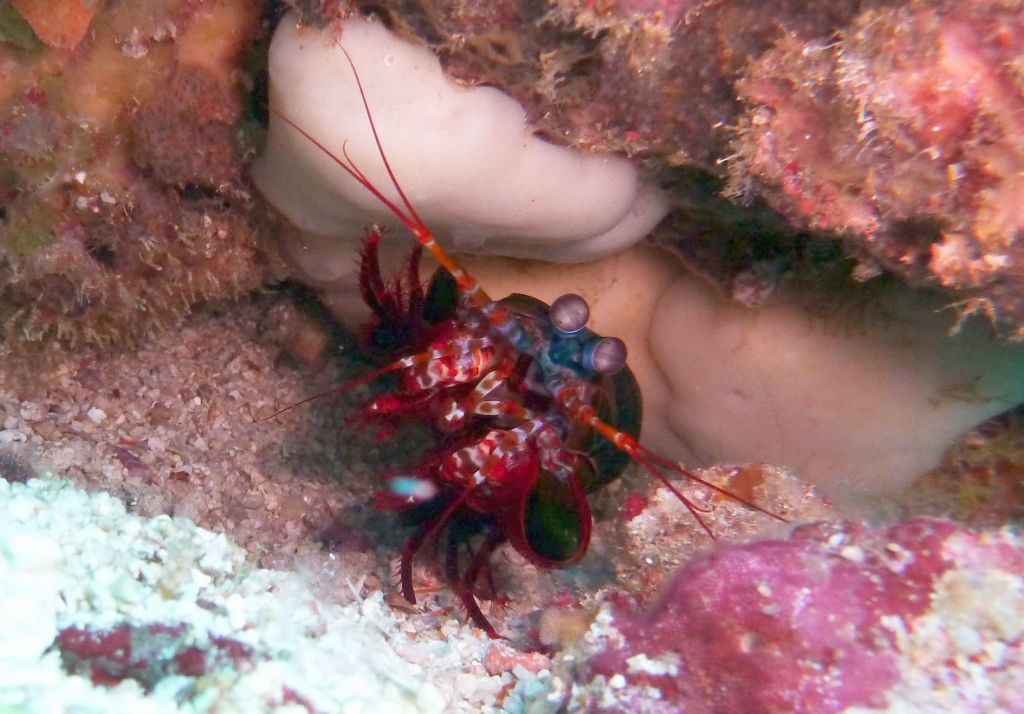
(86, 407, 107, 423)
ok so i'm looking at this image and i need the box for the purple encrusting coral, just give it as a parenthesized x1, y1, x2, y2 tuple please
(57, 622, 255, 691)
(558, 518, 1024, 713)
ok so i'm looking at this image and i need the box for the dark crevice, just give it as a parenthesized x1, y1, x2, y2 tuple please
(84, 239, 118, 269)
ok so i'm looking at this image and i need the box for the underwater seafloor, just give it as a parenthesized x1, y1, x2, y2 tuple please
(1, 300, 1022, 712)
(2, 0, 1024, 712)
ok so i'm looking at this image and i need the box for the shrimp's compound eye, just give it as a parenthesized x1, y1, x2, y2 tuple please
(586, 337, 628, 375)
(550, 294, 589, 335)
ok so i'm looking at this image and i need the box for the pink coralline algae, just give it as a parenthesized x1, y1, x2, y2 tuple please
(558, 519, 1024, 713)
(734, 0, 1024, 334)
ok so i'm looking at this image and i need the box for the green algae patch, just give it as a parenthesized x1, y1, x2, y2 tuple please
(0, 2, 42, 52)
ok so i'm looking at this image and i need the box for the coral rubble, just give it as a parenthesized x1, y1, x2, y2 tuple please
(0, 476, 548, 712)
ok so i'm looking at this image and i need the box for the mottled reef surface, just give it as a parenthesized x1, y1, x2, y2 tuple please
(4, 0, 1024, 358)
(1, 0, 1024, 710)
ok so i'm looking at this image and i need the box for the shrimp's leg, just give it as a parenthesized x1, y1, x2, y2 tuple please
(430, 355, 525, 431)
(263, 339, 493, 420)
(399, 487, 473, 604)
(452, 529, 505, 639)
(359, 231, 395, 321)
(359, 232, 426, 333)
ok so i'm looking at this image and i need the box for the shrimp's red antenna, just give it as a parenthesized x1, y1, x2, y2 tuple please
(273, 45, 538, 353)
(557, 387, 788, 536)
(272, 47, 494, 310)
(260, 362, 400, 421)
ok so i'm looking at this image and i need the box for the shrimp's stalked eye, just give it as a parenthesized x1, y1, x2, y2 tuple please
(550, 293, 590, 335)
(585, 337, 628, 375)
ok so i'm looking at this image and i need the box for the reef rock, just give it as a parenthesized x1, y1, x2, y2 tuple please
(553, 518, 1024, 713)
(0, 0, 276, 353)
(734, 0, 1024, 335)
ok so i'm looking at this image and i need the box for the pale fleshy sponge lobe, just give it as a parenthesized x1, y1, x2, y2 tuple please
(252, 13, 670, 272)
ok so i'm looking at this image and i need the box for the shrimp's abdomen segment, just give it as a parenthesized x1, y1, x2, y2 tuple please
(400, 337, 497, 392)
(441, 430, 532, 506)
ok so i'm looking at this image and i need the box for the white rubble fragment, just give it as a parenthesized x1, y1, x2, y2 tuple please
(86, 407, 107, 423)
(0, 478, 550, 713)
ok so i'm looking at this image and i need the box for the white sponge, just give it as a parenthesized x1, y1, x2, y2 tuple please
(253, 12, 669, 288)
(456, 247, 1024, 502)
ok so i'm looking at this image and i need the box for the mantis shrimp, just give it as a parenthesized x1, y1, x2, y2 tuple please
(271, 48, 786, 638)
